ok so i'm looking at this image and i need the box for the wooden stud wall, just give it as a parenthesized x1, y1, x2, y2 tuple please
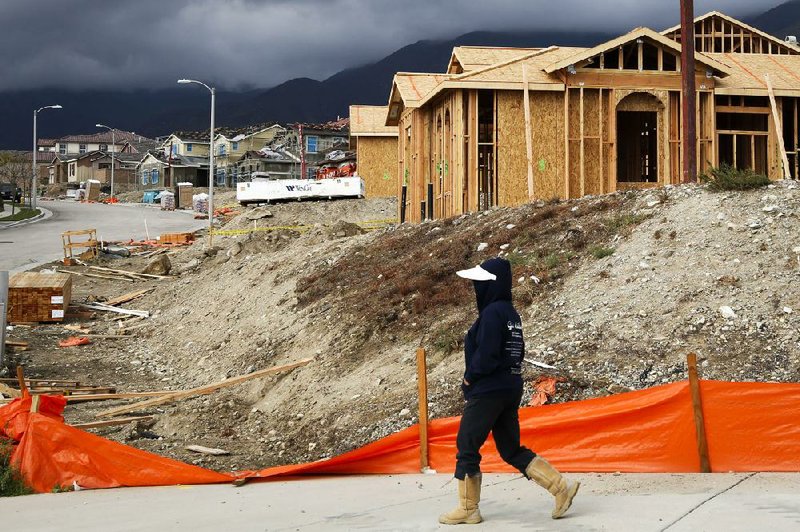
(665, 16, 799, 55)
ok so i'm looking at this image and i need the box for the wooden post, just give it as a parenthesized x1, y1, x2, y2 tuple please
(765, 75, 792, 179)
(680, 0, 698, 183)
(17, 365, 29, 397)
(416, 347, 429, 470)
(686, 353, 711, 473)
(522, 64, 535, 200)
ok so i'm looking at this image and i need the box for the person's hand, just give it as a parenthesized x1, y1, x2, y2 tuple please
(463, 378, 470, 386)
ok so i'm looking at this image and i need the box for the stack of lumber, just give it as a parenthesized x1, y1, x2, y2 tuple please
(160, 232, 194, 245)
(7, 272, 72, 323)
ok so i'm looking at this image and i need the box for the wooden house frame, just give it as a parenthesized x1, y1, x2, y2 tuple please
(387, 14, 800, 223)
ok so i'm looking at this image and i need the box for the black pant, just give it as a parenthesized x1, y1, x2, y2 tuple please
(454, 390, 536, 480)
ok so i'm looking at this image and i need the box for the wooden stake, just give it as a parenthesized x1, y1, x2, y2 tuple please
(16, 365, 28, 397)
(522, 64, 535, 200)
(96, 358, 313, 418)
(686, 353, 711, 473)
(416, 347, 429, 470)
(765, 75, 792, 179)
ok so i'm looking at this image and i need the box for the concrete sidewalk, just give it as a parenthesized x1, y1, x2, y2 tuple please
(3, 473, 799, 531)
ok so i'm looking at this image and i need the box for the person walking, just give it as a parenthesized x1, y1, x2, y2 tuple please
(439, 257, 580, 525)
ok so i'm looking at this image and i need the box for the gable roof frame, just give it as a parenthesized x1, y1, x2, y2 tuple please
(661, 11, 800, 54)
(543, 27, 732, 77)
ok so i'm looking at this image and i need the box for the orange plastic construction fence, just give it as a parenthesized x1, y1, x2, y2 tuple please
(2, 380, 799, 493)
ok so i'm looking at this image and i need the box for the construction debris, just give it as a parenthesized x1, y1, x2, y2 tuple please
(96, 358, 314, 418)
(80, 302, 150, 318)
(186, 445, 230, 456)
(104, 288, 153, 307)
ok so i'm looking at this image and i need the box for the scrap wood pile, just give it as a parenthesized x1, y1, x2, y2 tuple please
(0, 360, 313, 434)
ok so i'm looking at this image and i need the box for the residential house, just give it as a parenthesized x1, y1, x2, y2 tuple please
(55, 130, 149, 157)
(213, 124, 284, 186)
(235, 149, 300, 180)
(349, 105, 398, 197)
(386, 12, 800, 223)
(158, 131, 211, 186)
(283, 119, 350, 179)
(57, 151, 143, 185)
(136, 151, 209, 188)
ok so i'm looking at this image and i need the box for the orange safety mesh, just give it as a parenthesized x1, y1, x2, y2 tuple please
(2, 380, 799, 493)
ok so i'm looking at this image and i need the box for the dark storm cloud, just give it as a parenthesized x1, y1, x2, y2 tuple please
(0, 0, 776, 91)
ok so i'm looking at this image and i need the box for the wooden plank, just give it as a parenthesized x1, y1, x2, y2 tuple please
(579, 86, 585, 197)
(96, 358, 314, 418)
(104, 289, 153, 307)
(416, 348, 429, 471)
(0, 391, 177, 405)
(88, 266, 170, 280)
(71, 416, 154, 429)
(564, 86, 570, 198)
(186, 445, 230, 456)
(687, 353, 711, 473)
(81, 303, 150, 318)
(522, 64, 535, 200)
(600, 89, 605, 194)
(766, 75, 793, 179)
(4, 340, 28, 348)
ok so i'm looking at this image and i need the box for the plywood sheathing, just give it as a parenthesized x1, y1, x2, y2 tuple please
(531, 92, 567, 200)
(662, 11, 800, 56)
(357, 137, 399, 198)
(712, 54, 800, 96)
(448, 46, 541, 74)
(349, 106, 398, 137)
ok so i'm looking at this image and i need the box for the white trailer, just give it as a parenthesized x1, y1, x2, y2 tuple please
(237, 175, 365, 205)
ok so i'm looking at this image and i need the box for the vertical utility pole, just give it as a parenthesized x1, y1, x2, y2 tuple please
(0, 271, 8, 371)
(299, 124, 306, 179)
(680, 0, 697, 183)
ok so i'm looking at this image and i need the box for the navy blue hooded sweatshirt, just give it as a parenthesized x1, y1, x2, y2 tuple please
(462, 258, 525, 400)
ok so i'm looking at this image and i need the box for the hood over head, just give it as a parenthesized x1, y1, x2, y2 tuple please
(471, 257, 512, 312)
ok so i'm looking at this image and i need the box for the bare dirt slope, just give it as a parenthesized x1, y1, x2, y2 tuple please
(4, 183, 798, 473)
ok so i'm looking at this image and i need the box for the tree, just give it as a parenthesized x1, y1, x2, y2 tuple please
(0, 151, 30, 215)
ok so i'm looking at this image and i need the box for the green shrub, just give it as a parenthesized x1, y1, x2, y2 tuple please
(0, 438, 33, 497)
(700, 164, 770, 191)
(590, 246, 615, 259)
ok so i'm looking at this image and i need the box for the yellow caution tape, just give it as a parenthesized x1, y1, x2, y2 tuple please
(211, 218, 397, 237)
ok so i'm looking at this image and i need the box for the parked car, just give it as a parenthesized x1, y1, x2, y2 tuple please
(0, 183, 21, 202)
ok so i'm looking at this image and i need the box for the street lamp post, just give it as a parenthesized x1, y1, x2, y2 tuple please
(96, 124, 116, 201)
(32, 104, 62, 209)
(178, 78, 216, 246)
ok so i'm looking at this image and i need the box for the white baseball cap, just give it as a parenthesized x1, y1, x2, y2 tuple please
(456, 265, 497, 281)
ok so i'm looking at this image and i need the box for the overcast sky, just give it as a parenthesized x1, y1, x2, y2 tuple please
(0, 0, 781, 92)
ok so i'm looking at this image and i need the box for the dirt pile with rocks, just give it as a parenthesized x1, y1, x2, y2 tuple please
(6, 184, 799, 473)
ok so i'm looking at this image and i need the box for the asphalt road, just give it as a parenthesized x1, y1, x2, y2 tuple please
(0, 200, 206, 272)
(3, 473, 799, 531)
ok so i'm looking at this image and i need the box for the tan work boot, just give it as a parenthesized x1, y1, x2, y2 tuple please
(438, 473, 483, 525)
(525, 456, 580, 519)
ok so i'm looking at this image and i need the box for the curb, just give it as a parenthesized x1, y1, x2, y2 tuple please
(0, 207, 53, 230)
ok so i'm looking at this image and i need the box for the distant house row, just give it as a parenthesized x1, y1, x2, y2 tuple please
(34, 117, 395, 198)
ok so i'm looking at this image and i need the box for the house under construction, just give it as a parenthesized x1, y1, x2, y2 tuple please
(383, 11, 800, 223)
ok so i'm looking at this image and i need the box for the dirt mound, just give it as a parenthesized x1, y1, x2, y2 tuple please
(9, 184, 799, 472)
